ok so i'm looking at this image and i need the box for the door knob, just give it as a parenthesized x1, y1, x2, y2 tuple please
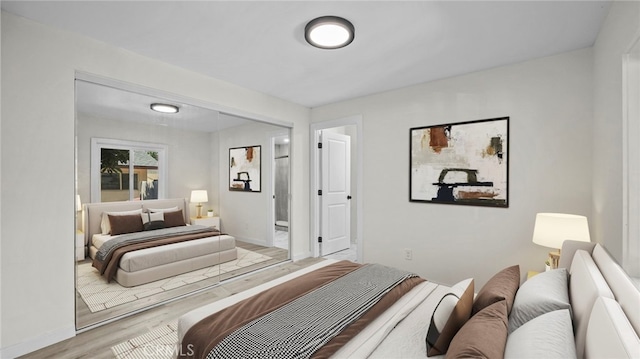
(347, 195, 352, 200)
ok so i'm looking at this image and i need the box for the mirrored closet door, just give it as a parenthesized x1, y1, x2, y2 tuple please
(75, 78, 291, 329)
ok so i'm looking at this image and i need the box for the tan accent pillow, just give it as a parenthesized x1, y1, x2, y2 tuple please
(163, 209, 186, 228)
(426, 279, 474, 356)
(108, 214, 143, 235)
(446, 300, 508, 359)
(472, 265, 520, 316)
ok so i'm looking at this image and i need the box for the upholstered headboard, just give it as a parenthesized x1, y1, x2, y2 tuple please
(561, 240, 640, 358)
(83, 198, 190, 246)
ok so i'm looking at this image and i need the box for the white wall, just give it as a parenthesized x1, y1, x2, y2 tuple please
(592, 1, 640, 263)
(1, 12, 309, 357)
(218, 122, 286, 245)
(0, 8, 3, 351)
(77, 113, 215, 215)
(312, 48, 594, 288)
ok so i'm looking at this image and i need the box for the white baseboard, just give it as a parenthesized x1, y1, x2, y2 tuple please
(235, 236, 267, 247)
(236, 235, 309, 261)
(0, 325, 75, 359)
(292, 251, 312, 261)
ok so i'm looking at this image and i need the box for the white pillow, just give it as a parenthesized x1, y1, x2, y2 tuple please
(146, 206, 180, 213)
(505, 309, 576, 359)
(100, 209, 143, 234)
(508, 268, 571, 333)
(141, 211, 164, 224)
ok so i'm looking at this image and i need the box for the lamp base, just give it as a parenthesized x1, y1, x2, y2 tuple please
(549, 250, 561, 269)
(196, 204, 203, 218)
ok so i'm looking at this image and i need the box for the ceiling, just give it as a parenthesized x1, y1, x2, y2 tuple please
(3, 1, 611, 109)
(75, 80, 252, 132)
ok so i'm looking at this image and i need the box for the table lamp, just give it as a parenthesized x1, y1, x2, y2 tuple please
(190, 190, 208, 218)
(532, 213, 590, 269)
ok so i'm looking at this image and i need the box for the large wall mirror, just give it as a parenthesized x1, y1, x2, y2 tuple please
(75, 78, 291, 329)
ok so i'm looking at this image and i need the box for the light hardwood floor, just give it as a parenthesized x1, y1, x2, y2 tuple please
(22, 256, 323, 359)
(76, 241, 288, 328)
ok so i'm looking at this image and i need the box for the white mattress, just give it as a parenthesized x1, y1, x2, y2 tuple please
(92, 233, 115, 250)
(119, 235, 236, 272)
(91, 233, 236, 273)
(177, 260, 448, 358)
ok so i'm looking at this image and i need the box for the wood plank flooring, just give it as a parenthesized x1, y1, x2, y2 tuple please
(76, 241, 288, 329)
(22, 256, 323, 359)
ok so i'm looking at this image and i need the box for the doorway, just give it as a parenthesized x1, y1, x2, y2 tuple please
(271, 133, 290, 251)
(310, 116, 363, 263)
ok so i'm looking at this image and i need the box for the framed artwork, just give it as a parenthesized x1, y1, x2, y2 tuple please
(410, 117, 509, 207)
(229, 145, 261, 192)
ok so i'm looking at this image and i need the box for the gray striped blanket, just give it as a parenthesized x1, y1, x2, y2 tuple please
(95, 225, 212, 261)
(206, 263, 417, 359)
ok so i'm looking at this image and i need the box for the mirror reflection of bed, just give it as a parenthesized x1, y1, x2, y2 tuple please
(75, 79, 291, 329)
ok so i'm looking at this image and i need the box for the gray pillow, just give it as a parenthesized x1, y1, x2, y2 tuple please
(508, 268, 570, 333)
(505, 309, 576, 359)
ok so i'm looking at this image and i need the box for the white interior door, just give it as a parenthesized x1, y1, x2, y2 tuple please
(320, 131, 351, 255)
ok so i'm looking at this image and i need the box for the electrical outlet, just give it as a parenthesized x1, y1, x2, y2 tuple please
(404, 248, 413, 260)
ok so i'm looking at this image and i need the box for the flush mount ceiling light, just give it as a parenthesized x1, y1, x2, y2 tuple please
(150, 103, 179, 114)
(305, 16, 354, 49)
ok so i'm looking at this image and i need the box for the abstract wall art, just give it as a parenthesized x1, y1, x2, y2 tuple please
(410, 117, 509, 207)
(229, 145, 261, 192)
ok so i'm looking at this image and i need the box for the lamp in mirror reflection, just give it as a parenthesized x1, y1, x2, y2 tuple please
(532, 213, 590, 269)
(190, 190, 208, 218)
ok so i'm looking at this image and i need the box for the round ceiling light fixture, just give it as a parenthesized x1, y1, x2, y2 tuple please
(305, 16, 354, 49)
(150, 103, 179, 114)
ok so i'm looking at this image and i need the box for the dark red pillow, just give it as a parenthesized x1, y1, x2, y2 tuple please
(446, 300, 509, 358)
(163, 209, 186, 228)
(472, 265, 520, 316)
(108, 214, 143, 235)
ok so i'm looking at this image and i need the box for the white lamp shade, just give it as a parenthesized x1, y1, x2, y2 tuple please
(190, 190, 208, 203)
(532, 213, 590, 249)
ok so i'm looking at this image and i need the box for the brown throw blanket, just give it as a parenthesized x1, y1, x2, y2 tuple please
(181, 261, 425, 359)
(92, 229, 221, 283)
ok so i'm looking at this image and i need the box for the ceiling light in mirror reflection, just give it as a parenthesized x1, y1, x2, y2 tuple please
(150, 103, 179, 113)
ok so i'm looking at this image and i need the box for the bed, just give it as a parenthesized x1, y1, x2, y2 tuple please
(83, 198, 237, 287)
(178, 240, 640, 358)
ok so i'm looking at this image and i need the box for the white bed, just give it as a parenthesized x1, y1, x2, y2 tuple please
(178, 240, 640, 358)
(83, 198, 237, 287)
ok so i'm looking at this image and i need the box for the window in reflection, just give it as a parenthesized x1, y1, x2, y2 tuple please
(94, 141, 166, 202)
